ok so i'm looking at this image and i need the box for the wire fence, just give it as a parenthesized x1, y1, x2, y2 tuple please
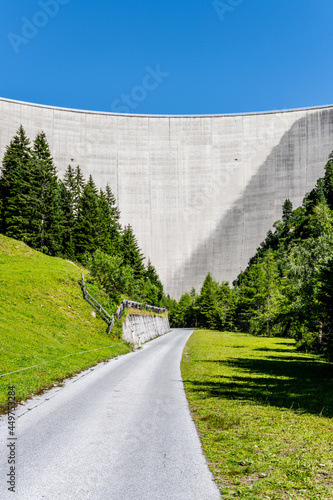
(0, 343, 127, 378)
(81, 273, 115, 333)
(115, 300, 166, 320)
(0, 277, 167, 379)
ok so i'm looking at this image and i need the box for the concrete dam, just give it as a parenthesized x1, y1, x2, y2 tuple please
(0, 97, 333, 298)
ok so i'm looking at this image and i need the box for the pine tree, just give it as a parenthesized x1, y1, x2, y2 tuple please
(121, 224, 145, 279)
(105, 184, 121, 221)
(323, 152, 333, 209)
(280, 199, 294, 239)
(27, 132, 63, 254)
(74, 175, 101, 259)
(62, 165, 76, 219)
(176, 292, 193, 327)
(189, 287, 199, 327)
(305, 202, 333, 238)
(236, 250, 283, 336)
(61, 165, 85, 257)
(303, 178, 326, 213)
(0, 128, 64, 254)
(62, 164, 85, 219)
(145, 258, 164, 301)
(74, 166, 85, 212)
(282, 199, 293, 223)
(0, 126, 31, 238)
(59, 172, 75, 257)
(198, 272, 220, 329)
(317, 256, 333, 360)
(1, 125, 31, 184)
(261, 250, 282, 336)
(217, 281, 234, 330)
(98, 188, 121, 255)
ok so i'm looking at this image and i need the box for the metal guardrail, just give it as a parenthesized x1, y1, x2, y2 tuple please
(81, 273, 167, 332)
(115, 300, 166, 320)
(81, 274, 115, 334)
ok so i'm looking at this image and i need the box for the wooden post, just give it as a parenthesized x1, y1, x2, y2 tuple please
(81, 273, 86, 296)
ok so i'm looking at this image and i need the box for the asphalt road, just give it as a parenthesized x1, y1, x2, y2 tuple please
(0, 329, 221, 500)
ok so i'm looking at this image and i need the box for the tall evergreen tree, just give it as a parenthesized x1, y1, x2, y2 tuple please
(173, 292, 193, 327)
(74, 166, 85, 212)
(145, 258, 164, 301)
(27, 132, 63, 254)
(105, 184, 121, 222)
(74, 175, 101, 259)
(323, 152, 333, 209)
(0, 126, 31, 238)
(197, 272, 220, 330)
(217, 281, 234, 330)
(121, 224, 145, 279)
(61, 165, 85, 257)
(303, 177, 326, 213)
(98, 188, 121, 255)
(317, 256, 333, 360)
(236, 250, 282, 336)
(282, 199, 293, 224)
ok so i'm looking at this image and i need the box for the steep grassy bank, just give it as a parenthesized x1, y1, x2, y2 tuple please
(181, 330, 333, 499)
(0, 235, 131, 411)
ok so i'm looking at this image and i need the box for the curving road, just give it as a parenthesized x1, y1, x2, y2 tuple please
(0, 329, 221, 500)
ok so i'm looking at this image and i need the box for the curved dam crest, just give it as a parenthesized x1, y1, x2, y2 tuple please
(0, 98, 332, 298)
(172, 108, 333, 292)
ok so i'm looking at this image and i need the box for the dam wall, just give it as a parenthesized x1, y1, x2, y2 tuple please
(0, 97, 333, 298)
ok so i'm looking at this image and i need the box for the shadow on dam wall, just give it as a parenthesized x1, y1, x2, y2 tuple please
(169, 108, 333, 297)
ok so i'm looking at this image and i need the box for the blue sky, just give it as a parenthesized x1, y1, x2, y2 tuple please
(1, 0, 333, 115)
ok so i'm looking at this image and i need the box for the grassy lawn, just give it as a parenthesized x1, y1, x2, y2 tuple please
(181, 330, 333, 499)
(0, 235, 131, 411)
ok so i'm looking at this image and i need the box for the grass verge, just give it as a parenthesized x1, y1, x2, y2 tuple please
(181, 329, 333, 499)
(0, 235, 131, 411)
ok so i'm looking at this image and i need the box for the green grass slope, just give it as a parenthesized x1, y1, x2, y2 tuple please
(182, 330, 333, 499)
(0, 235, 131, 410)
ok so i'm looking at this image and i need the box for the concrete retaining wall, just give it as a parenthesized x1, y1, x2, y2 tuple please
(122, 314, 170, 345)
